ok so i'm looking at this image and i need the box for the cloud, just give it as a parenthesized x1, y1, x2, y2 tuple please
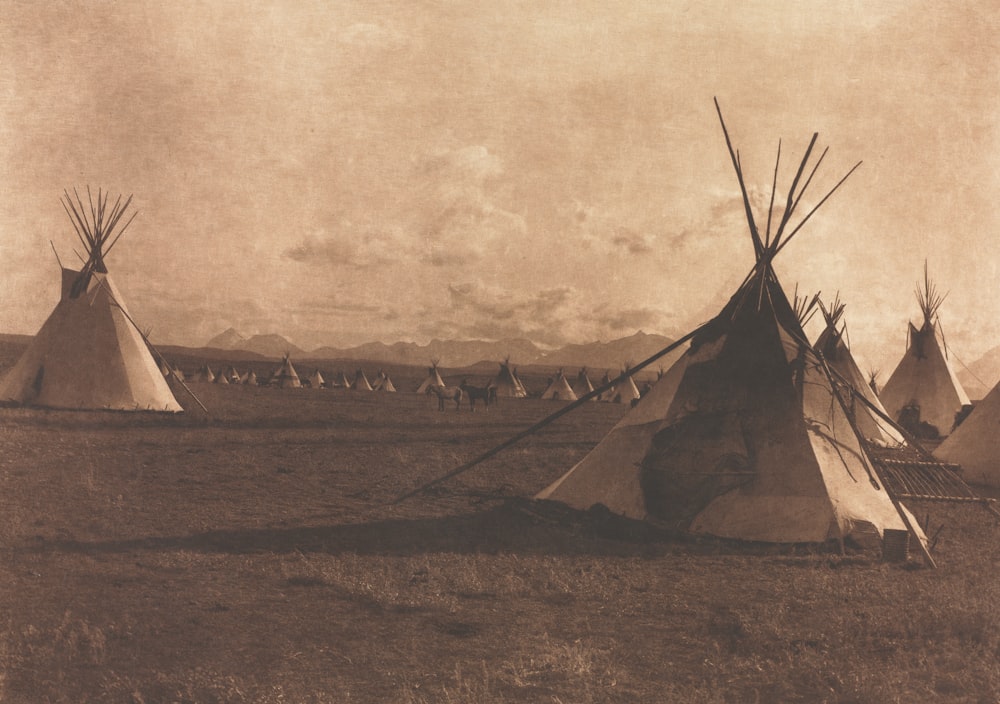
(569, 202, 656, 257)
(610, 227, 653, 254)
(440, 281, 671, 346)
(282, 226, 409, 268)
(594, 306, 664, 331)
(412, 145, 527, 266)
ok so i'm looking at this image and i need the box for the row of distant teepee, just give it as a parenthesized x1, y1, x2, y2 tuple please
(538, 368, 649, 404)
(178, 357, 398, 391)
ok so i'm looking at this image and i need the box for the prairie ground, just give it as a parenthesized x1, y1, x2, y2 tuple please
(1, 383, 999, 703)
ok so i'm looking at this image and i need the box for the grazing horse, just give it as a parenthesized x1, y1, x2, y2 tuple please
(426, 384, 463, 412)
(459, 380, 497, 411)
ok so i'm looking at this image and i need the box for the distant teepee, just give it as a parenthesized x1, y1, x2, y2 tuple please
(540, 369, 577, 401)
(269, 354, 302, 388)
(353, 368, 373, 391)
(415, 360, 446, 393)
(494, 359, 527, 398)
(814, 295, 904, 446)
(571, 367, 596, 401)
(372, 370, 396, 392)
(879, 263, 970, 439)
(0, 188, 182, 412)
(192, 364, 216, 383)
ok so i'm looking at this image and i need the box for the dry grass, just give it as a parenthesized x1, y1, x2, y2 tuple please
(0, 383, 999, 702)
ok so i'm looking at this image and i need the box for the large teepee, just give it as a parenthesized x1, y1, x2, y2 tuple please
(0, 189, 182, 412)
(538, 108, 923, 548)
(814, 296, 904, 447)
(879, 264, 970, 440)
(415, 360, 446, 393)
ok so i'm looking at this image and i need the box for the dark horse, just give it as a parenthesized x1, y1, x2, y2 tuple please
(459, 380, 497, 411)
(425, 384, 463, 412)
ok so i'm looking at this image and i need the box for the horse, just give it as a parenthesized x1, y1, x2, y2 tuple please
(460, 380, 497, 411)
(425, 384, 463, 412)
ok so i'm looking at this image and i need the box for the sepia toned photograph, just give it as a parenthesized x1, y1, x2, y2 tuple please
(0, 1, 998, 701)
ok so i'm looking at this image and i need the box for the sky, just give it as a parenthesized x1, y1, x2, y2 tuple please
(0, 0, 997, 374)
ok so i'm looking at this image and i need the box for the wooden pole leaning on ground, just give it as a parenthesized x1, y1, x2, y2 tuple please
(393, 322, 711, 504)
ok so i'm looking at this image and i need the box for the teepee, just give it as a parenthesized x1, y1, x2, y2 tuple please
(540, 370, 578, 401)
(596, 370, 616, 401)
(159, 359, 185, 382)
(572, 368, 596, 400)
(241, 369, 258, 386)
(269, 354, 302, 388)
(333, 370, 352, 389)
(0, 189, 182, 412)
(307, 368, 326, 389)
(879, 264, 970, 440)
(494, 359, 527, 398)
(935, 381, 1000, 486)
(372, 370, 396, 392)
(611, 366, 641, 404)
(415, 360, 446, 393)
(191, 364, 215, 383)
(814, 296, 904, 447)
(214, 367, 230, 385)
(539, 107, 923, 548)
(353, 368, 373, 391)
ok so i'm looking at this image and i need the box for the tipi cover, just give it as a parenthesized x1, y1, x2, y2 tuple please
(0, 189, 182, 413)
(333, 371, 352, 389)
(540, 370, 578, 401)
(538, 113, 922, 547)
(879, 265, 970, 439)
(415, 361, 446, 393)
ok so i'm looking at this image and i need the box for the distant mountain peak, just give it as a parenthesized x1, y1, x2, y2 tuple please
(205, 327, 248, 350)
(203, 329, 303, 359)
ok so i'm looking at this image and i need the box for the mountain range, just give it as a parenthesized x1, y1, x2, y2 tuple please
(204, 328, 678, 371)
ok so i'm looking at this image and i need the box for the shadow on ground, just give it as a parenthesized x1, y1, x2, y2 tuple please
(26, 498, 867, 562)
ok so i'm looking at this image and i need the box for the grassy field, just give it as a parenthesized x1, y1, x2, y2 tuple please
(2, 381, 1000, 703)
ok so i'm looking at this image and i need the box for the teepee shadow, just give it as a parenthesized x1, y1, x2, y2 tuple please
(32, 500, 680, 559)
